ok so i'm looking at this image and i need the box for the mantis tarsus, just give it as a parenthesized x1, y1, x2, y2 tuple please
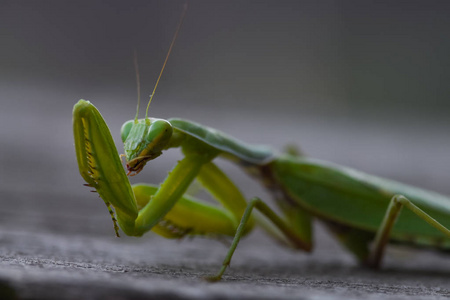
(72, 8, 450, 281)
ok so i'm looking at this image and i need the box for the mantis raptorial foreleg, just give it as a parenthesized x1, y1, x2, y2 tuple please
(132, 183, 237, 238)
(369, 195, 450, 267)
(133, 151, 214, 235)
(74, 101, 237, 238)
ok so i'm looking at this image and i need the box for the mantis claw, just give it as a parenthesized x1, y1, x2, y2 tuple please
(203, 275, 222, 283)
(204, 265, 228, 283)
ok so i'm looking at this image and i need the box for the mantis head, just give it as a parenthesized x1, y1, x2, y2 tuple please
(120, 1, 186, 176)
(121, 118, 173, 175)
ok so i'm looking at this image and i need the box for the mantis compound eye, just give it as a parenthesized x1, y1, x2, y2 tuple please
(144, 119, 173, 154)
(121, 120, 134, 143)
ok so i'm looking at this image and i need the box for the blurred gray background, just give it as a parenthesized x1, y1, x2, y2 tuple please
(1, 1, 450, 299)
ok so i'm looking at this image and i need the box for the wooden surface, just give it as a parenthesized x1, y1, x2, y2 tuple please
(0, 91, 449, 299)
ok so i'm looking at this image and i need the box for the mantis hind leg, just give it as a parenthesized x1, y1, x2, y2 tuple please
(369, 195, 450, 268)
(207, 197, 312, 282)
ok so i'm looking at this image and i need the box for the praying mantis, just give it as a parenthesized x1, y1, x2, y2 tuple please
(72, 7, 450, 281)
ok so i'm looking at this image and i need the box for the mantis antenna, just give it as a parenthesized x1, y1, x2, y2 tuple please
(144, 3, 188, 123)
(134, 50, 141, 123)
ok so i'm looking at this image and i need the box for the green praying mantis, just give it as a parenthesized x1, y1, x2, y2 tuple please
(73, 8, 450, 281)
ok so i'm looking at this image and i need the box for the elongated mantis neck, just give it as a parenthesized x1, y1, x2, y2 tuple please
(142, 3, 188, 125)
